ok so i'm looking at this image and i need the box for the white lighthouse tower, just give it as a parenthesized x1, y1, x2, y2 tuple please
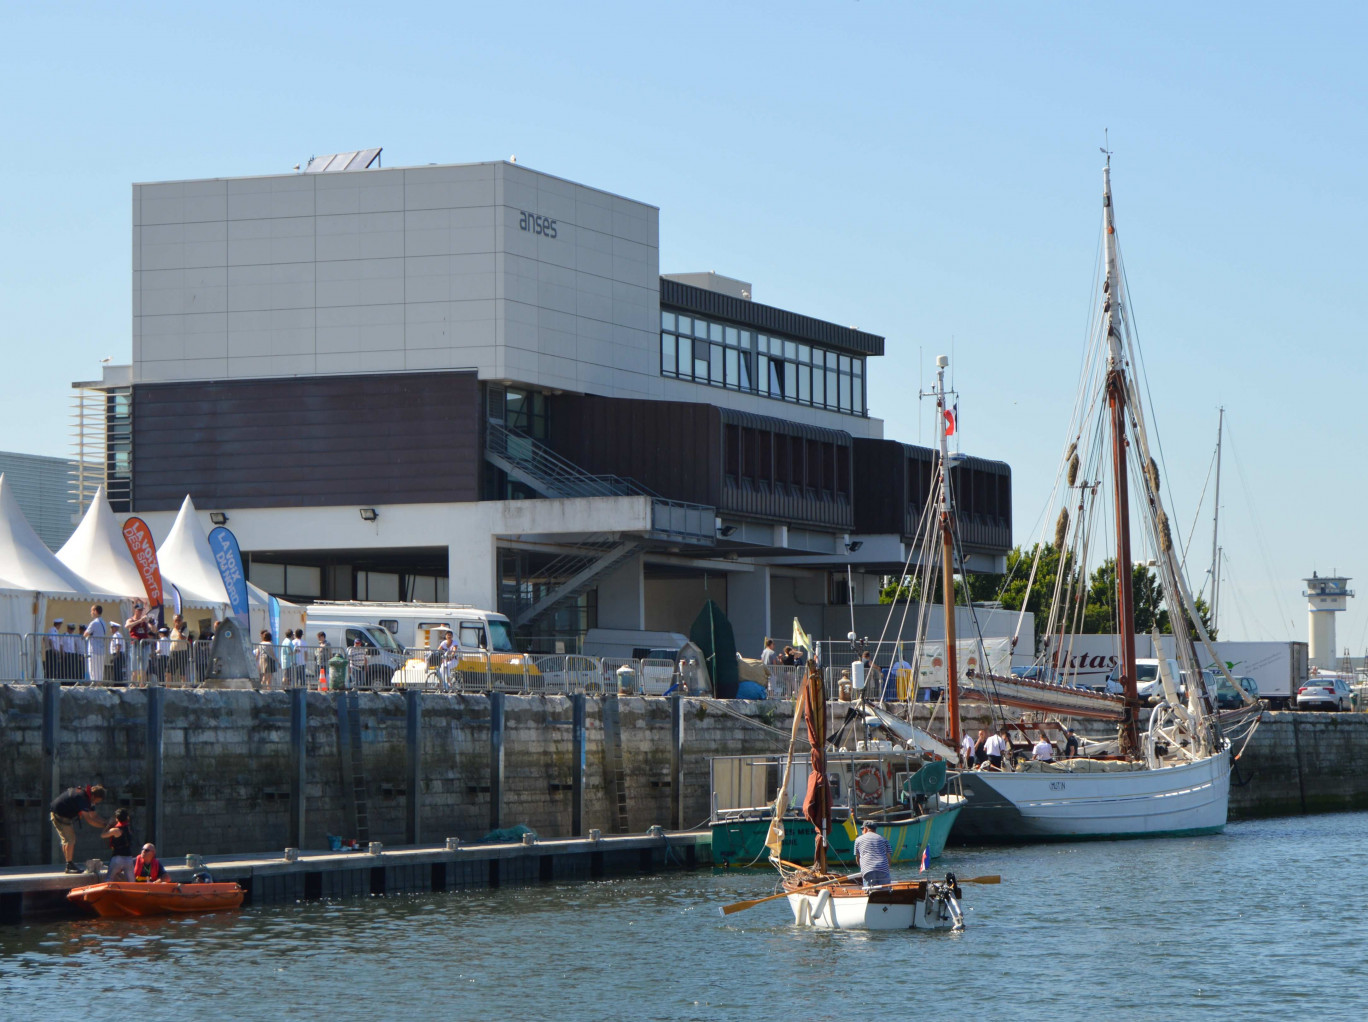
(1304, 572, 1354, 670)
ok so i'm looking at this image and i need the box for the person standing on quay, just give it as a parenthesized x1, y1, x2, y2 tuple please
(50, 784, 107, 873)
(60, 622, 82, 680)
(103, 808, 135, 881)
(44, 619, 62, 679)
(257, 631, 278, 690)
(126, 601, 155, 686)
(107, 624, 126, 683)
(84, 604, 109, 683)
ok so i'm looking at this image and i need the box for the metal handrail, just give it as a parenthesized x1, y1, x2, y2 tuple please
(487, 420, 656, 499)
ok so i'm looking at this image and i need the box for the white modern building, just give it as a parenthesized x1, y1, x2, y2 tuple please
(75, 151, 1013, 655)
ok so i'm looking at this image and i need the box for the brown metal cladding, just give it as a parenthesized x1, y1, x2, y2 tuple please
(851, 437, 1011, 553)
(131, 371, 481, 511)
(551, 396, 721, 506)
(550, 395, 853, 529)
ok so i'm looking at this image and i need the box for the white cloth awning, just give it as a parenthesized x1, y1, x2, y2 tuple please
(0, 473, 113, 597)
(156, 496, 232, 607)
(56, 486, 148, 600)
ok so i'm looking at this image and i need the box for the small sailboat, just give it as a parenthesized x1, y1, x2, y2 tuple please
(772, 662, 968, 931)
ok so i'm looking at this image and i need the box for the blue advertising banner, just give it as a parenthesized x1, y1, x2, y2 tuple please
(269, 595, 281, 649)
(207, 526, 250, 619)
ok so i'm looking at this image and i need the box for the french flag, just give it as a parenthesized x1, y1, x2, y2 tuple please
(943, 404, 957, 437)
(919, 846, 929, 873)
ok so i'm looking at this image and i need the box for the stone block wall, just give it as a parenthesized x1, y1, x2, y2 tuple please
(1229, 711, 1368, 817)
(0, 687, 790, 867)
(7, 686, 1363, 868)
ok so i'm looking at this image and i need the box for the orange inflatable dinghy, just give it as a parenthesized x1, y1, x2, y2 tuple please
(68, 881, 245, 918)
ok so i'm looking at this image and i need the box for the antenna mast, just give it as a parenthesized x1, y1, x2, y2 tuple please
(1209, 407, 1224, 632)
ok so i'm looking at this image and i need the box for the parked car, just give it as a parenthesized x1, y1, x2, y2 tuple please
(1296, 676, 1355, 712)
(1214, 675, 1259, 710)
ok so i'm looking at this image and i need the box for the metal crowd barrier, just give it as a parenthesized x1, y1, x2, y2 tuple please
(0, 631, 779, 700)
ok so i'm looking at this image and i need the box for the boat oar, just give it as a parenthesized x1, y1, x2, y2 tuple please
(719, 873, 861, 916)
(956, 875, 1001, 885)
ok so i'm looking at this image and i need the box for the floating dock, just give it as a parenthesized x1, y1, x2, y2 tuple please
(0, 829, 713, 924)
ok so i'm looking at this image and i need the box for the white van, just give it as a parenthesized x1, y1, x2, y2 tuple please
(305, 602, 519, 653)
(305, 619, 408, 688)
(583, 628, 690, 660)
(1135, 657, 1183, 705)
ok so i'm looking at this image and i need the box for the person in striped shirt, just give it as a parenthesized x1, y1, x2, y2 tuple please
(853, 820, 892, 888)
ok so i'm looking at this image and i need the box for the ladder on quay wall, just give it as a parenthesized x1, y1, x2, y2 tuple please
(0, 773, 10, 867)
(337, 690, 371, 843)
(601, 697, 631, 834)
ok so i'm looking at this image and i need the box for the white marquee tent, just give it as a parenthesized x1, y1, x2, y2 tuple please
(156, 495, 304, 638)
(0, 473, 123, 637)
(56, 486, 148, 601)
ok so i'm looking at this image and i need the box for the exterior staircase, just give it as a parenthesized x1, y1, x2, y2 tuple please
(507, 537, 640, 629)
(487, 418, 717, 629)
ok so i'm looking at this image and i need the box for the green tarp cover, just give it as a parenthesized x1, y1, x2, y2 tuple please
(482, 824, 539, 844)
(689, 599, 739, 699)
(902, 760, 948, 796)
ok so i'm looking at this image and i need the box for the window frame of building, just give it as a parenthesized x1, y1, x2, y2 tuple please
(658, 311, 867, 417)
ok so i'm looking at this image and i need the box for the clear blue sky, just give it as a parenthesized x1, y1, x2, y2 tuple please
(4, 2, 1365, 647)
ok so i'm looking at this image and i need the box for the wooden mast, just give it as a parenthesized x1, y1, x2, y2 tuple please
(1102, 156, 1142, 756)
(935, 356, 961, 746)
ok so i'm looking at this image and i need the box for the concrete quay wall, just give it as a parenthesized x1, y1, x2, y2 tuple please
(0, 687, 790, 868)
(1226, 711, 1368, 817)
(2, 687, 1365, 868)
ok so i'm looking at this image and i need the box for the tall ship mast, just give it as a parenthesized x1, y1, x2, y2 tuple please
(950, 156, 1257, 843)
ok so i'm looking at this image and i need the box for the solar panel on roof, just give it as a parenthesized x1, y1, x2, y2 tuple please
(304, 147, 383, 173)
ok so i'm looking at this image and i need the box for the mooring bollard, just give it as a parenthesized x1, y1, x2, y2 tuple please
(283, 847, 299, 862)
(445, 837, 461, 851)
(589, 828, 601, 842)
(368, 841, 383, 856)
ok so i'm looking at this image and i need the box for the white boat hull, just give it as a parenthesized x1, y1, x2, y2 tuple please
(786, 882, 962, 931)
(954, 751, 1230, 843)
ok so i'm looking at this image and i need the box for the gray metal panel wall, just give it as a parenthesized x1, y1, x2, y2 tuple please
(130, 371, 482, 511)
(0, 452, 81, 550)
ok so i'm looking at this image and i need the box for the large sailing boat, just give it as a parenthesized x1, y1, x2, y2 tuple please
(952, 156, 1238, 842)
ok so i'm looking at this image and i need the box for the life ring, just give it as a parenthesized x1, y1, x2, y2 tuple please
(855, 766, 884, 804)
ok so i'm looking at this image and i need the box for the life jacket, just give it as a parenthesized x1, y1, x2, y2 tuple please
(108, 820, 133, 857)
(134, 853, 166, 881)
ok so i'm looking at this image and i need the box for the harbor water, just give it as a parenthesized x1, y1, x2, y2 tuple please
(3, 812, 1365, 1021)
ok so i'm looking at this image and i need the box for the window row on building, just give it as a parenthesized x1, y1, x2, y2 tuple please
(659, 311, 866, 416)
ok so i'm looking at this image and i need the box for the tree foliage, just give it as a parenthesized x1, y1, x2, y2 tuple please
(879, 544, 1216, 640)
